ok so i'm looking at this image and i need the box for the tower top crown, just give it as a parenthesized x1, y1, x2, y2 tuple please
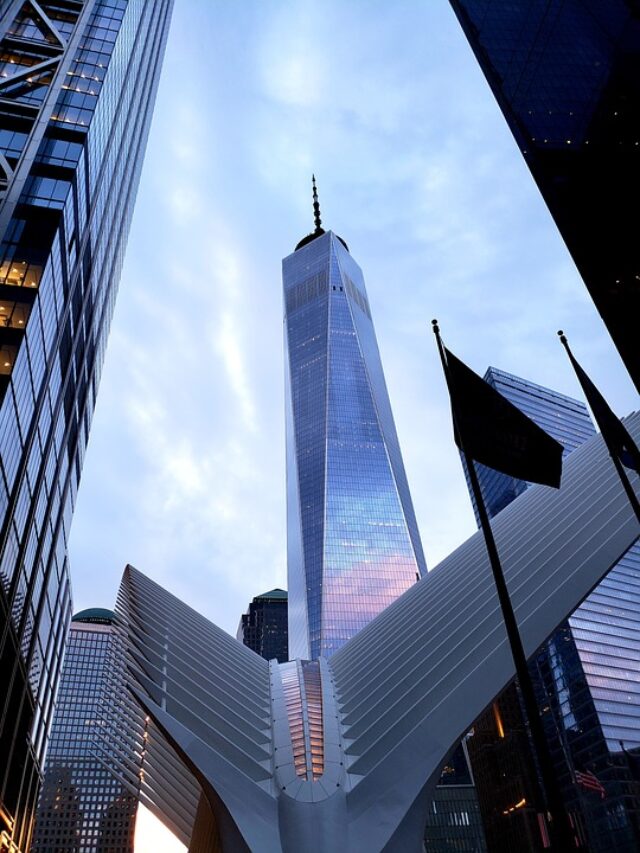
(294, 176, 348, 252)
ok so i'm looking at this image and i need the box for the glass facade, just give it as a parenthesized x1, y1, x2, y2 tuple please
(31, 609, 137, 853)
(0, 2, 172, 850)
(284, 221, 485, 847)
(283, 229, 427, 660)
(237, 587, 289, 663)
(464, 368, 640, 852)
(425, 741, 488, 853)
(448, 0, 640, 392)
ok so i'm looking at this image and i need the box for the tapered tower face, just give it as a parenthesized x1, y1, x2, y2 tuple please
(283, 227, 427, 660)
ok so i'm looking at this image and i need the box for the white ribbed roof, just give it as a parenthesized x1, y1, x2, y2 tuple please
(116, 413, 640, 852)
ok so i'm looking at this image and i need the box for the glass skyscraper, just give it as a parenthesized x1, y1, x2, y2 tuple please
(31, 608, 137, 853)
(448, 1, 640, 392)
(463, 368, 640, 852)
(0, 2, 172, 849)
(237, 588, 289, 664)
(283, 208, 427, 661)
(283, 201, 486, 848)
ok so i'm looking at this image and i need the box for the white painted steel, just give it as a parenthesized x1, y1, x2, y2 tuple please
(117, 414, 640, 852)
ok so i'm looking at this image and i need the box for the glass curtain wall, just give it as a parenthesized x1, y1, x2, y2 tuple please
(0, 1, 173, 849)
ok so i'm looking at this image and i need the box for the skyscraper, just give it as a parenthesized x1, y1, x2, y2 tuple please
(284, 193, 486, 848)
(237, 588, 289, 663)
(31, 608, 137, 853)
(463, 368, 640, 852)
(448, 1, 640, 391)
(283, 185, 427, 660)
(0, 2, 173, 849)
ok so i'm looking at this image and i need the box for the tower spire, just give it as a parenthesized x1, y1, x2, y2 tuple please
(312, 174, 322, 233)
(295, 175, 348, 252)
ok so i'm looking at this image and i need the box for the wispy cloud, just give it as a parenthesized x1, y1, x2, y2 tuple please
(69, 0, 637, 634)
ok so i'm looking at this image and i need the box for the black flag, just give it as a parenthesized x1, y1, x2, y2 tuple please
(443, 347, 563, 488)
(620, 741, 640, 782)
(432, 322, 577, 851)
(560, 337, 640, 474)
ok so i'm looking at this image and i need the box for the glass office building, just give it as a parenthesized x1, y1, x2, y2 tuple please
(237, 588, 289, 664)
(424, 740, 488, 853)
(283, 219, 427, 661)
(448, 1, 640, 392)
(0, 2, 172, 849)
(31, 608, 137, 853)
(464, 368, 640, 852)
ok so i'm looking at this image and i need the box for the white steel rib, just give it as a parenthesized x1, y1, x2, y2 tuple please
(117, 413, 640, 852)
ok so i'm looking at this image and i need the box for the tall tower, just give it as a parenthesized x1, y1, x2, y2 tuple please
(283, 180, 427, 660)
(448, 1, 640, 392)
(32, 609, 137, 853)
(0, 2, 173, 849)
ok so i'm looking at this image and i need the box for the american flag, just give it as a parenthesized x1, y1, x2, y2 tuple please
(574, 769, 605, 799)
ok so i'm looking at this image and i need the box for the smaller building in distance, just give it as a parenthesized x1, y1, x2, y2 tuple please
(237, 589, 289, 663)
(425, 739, 487, 853)
(32, 608, 138, 853)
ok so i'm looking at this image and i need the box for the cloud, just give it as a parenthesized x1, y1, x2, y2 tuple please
(69, 0, 638, 640)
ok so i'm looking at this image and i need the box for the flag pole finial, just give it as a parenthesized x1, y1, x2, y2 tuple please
(432, 318, 440, 335)
(312, 174, 322, 234)
(557, 329, 568, 346)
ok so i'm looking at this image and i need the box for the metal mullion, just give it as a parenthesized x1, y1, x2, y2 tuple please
(0, 56, 59, 91)
(0, 0, 90, 232)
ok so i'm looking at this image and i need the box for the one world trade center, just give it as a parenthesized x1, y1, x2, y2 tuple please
(283, 181, 427, 660)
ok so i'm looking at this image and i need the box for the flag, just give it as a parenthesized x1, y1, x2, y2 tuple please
(620, 741, 640, 782)
(574, 769, 606, 799)
(443, 347, 564, 487)
(562, 342, 640, 474)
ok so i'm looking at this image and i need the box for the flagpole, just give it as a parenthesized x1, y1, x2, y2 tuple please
(558, 331, 640, 525)
(432, 320, 577, 852)
(602, 439, 640, 524)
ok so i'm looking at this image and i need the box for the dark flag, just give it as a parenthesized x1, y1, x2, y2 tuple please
(559, 332, 640, 474)
(432, 321, 577, 851)
(443, 346, 563, 487)
(620, 741, 640, 782)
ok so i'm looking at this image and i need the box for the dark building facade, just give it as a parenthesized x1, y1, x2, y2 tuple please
(463, 368, 640, 852)
(31, 608, 137, 853)
(448, 1, 640, 392)
(425, 740, 488, 853)
(237, 587, 289, 663)
(0, 2, 172, 849)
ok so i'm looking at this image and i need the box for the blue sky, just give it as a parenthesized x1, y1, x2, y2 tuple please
(68, 0, 638, 635)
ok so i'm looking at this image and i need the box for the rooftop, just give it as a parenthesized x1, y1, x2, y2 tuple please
(254, 589, 288, 601)
(72, 607, 118, 625)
